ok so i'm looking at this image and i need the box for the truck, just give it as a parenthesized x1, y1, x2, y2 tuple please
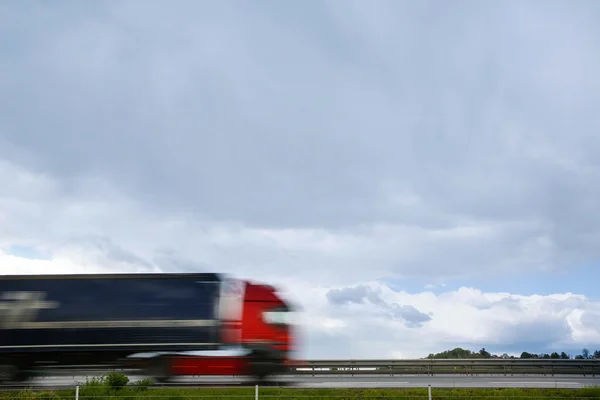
(0, 272, 299, 384)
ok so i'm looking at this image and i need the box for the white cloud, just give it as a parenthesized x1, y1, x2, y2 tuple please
(312, 282, 600, 359)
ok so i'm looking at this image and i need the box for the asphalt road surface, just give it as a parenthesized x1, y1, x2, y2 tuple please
(5, 373, 600, 389)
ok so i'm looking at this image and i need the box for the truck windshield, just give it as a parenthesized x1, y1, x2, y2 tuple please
(262, 305, 299, 326)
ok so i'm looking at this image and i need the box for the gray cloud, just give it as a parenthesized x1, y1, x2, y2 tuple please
(74, 236, 153, 268)
(2, 1, 600, 241)
(389, 304, 432, 328)
(2, 2, 600, 262)
(580, 309, 600, 332)
(326, 285, 431, 328)
(326, 285, 384, 306)
(152, 250, 213, 273)
(490, 319, 574, 351)
(464, 296, 525, 311)
(2, 3, 598, 276)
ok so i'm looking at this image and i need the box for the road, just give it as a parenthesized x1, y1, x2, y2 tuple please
(4, 373, 600, 389)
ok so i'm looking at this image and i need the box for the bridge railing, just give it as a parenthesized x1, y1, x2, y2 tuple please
(287, 359, 600, 375)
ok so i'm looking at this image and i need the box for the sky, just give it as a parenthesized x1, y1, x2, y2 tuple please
(1, 0, 600, 360)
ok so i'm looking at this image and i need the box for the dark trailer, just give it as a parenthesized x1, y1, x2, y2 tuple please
(0, 273, 223, 379)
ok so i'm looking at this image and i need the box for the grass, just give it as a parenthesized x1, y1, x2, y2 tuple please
(4, 387, 600, 400)
(1, 372, 599, 400)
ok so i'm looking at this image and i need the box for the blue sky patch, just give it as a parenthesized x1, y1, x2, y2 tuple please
(5, 244, 50, 261)
(381, 263, 599, 300)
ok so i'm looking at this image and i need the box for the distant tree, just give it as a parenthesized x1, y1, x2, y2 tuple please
(582, 349, 590, 359)
(427, 347, 477, 359)
(424, 348, 595, 360)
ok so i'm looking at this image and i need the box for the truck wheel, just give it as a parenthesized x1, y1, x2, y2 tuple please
(0, 364, 18, 384)
(247, 347, 284, 379)
(147, 357, 171, 384)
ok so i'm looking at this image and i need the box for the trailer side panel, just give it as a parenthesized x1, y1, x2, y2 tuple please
(0, 273, 222, 354)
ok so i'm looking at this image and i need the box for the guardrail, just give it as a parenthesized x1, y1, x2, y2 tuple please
(289, 359, 600, 376)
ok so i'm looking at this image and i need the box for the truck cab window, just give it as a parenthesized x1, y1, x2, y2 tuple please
(262, 306, 298, 326)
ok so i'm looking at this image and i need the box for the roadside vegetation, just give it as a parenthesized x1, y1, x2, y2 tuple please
(1, 372, 599, 400)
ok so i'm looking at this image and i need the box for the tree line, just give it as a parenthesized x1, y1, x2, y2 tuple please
(425, 347, 600, 359)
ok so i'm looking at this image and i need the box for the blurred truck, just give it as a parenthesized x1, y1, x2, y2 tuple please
(0, 273, 298, 384)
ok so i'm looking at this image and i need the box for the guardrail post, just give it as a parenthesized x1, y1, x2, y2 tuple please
(255, 384, 258, 400)
(428, 384, 432, 400)
(75, 385, 79, 400)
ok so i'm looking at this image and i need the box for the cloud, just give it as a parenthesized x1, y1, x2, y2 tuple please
(1, 1, 600, 359)
(307, 282, 600, 358)
(0, 158, 563, 288)
(326, 285, 383, 306)
(326, 284, 432, 328)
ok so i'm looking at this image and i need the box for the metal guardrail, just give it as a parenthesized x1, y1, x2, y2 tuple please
(289, 359, 600, 375)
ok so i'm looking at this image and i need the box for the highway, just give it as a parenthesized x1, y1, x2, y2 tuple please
(4, 373, 600, 389)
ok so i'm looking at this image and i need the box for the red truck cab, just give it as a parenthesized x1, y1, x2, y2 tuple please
(144, 277, 299, 382)
(220, 278, 296, 353)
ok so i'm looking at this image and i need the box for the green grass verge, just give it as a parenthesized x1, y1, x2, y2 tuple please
(3, 387, 600, 400)
(1, 373, 599, 400)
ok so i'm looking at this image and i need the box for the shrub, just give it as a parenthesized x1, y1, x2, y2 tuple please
(130, 378, 154, 391)
(105, 372, 129, 390)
